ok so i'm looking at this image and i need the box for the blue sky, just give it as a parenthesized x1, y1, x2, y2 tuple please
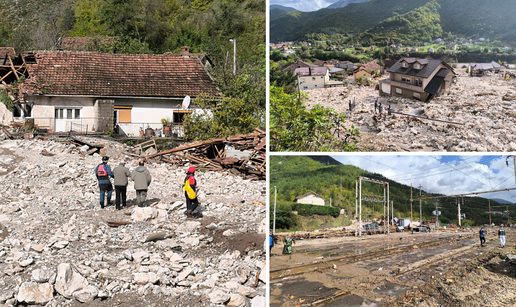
(270, 0, 335, 12)
(330, 155, 516, 202)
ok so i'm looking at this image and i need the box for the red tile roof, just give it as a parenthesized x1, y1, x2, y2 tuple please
(19, 51, 220, 98)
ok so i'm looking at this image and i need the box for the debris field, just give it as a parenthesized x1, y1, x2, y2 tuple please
(0, 137, 266, 306)
(304, 69, 516, 152)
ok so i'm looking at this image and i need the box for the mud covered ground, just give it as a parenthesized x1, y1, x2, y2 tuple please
(270, 228, 516, 306)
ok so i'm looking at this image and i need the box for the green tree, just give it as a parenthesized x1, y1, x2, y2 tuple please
(270, 86, 359, 152)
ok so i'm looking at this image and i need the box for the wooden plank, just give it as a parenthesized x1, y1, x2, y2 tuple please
(8, 56, 19, 80)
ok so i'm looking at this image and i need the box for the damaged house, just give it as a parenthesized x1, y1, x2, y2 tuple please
(379, 57, 456, 101)
(0, 47, 219, 136)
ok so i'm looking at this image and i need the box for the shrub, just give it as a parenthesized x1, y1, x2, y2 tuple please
(292, 203, 341, 218)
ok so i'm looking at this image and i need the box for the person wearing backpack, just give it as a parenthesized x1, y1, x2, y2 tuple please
(95, 156, 114, 209)
(184, 166, 200, 217)
(131, 160, 152, 207)
(113, 161, 131, 210)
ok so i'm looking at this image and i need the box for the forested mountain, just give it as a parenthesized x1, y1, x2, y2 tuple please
(270, 4, 297, 12)
(271, 0, 516, 45)
(271, 156, 515, 226)
(326, 0, 371, 10)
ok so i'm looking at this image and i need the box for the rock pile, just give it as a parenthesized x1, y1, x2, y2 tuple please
(304, 71, 516, 152)
(0, 138, 266, 306)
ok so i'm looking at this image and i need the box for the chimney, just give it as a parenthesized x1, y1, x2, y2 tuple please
(181, 46, 190, 55)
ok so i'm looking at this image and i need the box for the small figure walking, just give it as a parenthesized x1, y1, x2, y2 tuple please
(131, 160, 152, 207)
(499, 225, 506, 248)
(95, 156, 114, 209)
(282, 234, 295, 255)
(113, 161, 131, 210)
(479, 227, 486, 247)
(184, 166, 200, 217)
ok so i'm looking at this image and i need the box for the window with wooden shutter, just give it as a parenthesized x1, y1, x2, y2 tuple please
(115, 106, 132, 123)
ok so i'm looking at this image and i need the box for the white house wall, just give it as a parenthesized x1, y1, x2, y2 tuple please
(296, 195, 325, 206)
(0, 102, 13, 125)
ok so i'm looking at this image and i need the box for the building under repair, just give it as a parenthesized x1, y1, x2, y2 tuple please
(0, 47, 219, 136)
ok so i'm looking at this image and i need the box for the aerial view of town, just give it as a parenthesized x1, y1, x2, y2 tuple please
(269, 0, 516, 152)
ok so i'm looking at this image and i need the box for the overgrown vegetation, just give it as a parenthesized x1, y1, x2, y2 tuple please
(292, 203, 341, 218)
(269, 86, 359, 152)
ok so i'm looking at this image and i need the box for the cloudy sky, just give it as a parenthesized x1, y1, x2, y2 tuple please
(330, 155, 516, 203)
(270, 0, 335, 12)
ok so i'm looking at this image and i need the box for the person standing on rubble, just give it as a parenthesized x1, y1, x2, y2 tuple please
(131, 160, 152, 207)
(184, 166, 200, 217)
(283, 234, 295, 255)
(95, 156, 114, 209)
(479, 227, 486, 247)
(113, 161, 131, 210)
(498, 225, 506, 248)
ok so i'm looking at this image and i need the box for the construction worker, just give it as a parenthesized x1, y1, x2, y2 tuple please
(499, 225, 506, 248)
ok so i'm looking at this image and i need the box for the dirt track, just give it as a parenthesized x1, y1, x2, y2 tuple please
(270, 228, 516, 306)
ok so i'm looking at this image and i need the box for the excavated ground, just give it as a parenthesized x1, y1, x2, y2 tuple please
(270, 228, 516, 307)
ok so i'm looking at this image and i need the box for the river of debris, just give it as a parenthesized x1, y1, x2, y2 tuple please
(0, 137, 266, 306)
(304, 68, 516, 152)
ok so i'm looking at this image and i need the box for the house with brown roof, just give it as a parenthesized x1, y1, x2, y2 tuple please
(1, 50, 219, 136)
(0, 47, 16, 65)
(353, 60, 381, 79)
(378, 57, 456, 101)
(284, 60, 313, 72)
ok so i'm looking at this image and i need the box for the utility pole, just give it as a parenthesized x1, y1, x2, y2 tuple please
(418, 185, 422, 225)
(458, 196, 462, 227)
(434, 200, 440, 229)
(229, 39, 236, 75)
(489, 199, 492, 226)
(273, 186, 277, 235)
(505, 155, 516, 188)
(410, 184, 413, 226)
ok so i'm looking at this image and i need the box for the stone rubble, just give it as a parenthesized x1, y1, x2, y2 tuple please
(304, 69, 516, 151)
(0, 137, 266, 306)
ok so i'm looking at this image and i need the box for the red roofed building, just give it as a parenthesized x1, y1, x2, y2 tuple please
(10, 50, 219, 135)
(353, 60, 381, 79)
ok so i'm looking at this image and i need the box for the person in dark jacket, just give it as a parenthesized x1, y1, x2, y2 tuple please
(184, 166, 200, 217)
(498, 226, 506, 248)
(131, 160, 152, 207)
(479, 227, 487, 247)
(95, 156, 114, 209)
(113, 161, 131, 210)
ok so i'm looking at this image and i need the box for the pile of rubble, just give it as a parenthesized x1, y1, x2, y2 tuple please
(304, 72, 516, 151)
(144, 129, 265, 180)
(0, 138, 266, 306)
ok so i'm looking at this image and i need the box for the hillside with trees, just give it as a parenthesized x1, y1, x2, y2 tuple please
(0, 0, 265, 139)
(270, 156, 516, 231)
(271, 0, 516, 46)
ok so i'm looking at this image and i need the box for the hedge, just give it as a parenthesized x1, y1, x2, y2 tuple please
(292, 203, 341, 218)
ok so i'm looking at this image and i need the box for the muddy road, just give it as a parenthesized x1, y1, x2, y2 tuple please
(270, 228, 516, 306)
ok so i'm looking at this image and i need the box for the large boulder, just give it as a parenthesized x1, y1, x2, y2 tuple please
(16, 282, 53, 305)
(73, 285, 99, 303)
(54, 263, 89, 298)
(131, 207, 158, 221)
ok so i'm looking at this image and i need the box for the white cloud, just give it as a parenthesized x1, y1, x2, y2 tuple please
(270, 0, 334, 12)
(331, 155, 516, 202)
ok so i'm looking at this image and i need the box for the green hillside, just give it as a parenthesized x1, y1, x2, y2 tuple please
(352, 0, 443, 46)
(270, 0, 516, 45)
(270, 156, 515, 229)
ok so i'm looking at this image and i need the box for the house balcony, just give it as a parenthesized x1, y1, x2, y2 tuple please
(390, 80, 424, 92)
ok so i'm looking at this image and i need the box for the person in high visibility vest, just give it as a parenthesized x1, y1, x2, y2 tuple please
(498, 226, 506, 248)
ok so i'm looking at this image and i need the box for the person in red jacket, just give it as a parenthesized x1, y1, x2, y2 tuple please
(184, 166, 200, 217)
